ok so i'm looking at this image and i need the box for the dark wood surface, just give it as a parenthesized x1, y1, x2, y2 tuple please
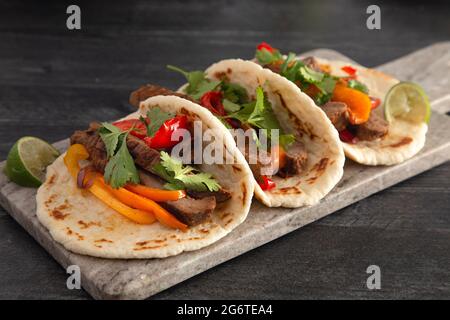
(0, 0, 449, 299)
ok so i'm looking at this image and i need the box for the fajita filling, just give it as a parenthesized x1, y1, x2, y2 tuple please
(131, 80, 308, 192)
(69, 104, 231, 228)
(253, 42, 389, 144)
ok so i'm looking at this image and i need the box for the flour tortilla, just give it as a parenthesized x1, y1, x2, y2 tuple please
(36, 95, 254, 259)
(313, 58, 428, 165)
(179, 59, 345, 208)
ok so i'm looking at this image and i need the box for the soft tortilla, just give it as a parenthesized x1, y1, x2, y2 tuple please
(314, 58, 428, 165)
(185, 59, 345, 208)
(36, 95, 254, 259)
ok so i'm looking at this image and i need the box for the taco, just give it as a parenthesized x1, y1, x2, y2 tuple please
(36, 93, 254, 259)
(131, 60, 345, 208)
(252, 42, 428, 165)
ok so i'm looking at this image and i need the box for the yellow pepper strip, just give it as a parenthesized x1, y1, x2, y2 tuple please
(125, 184, 186, 202)
(63, 144, 156, 225)
(102, 178, 188, 232)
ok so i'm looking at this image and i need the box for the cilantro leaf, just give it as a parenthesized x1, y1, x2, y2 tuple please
(226, 101, 255, 123)
(167, 65, 220, 101)
(144, 107, 175, 137)
(103, 132, 140, 188)
(315, 75, 337, 94)
(226, 86, 294, 148)
(280, 52, 297, 74)
(178, 172, 221, 192)
(255, 48, 283, 65)
(190, 80, 221, 100)
(152, 163, 185, 190)
(223, 99, 241, 113)
(221, 82, 248, 104)
(154, 151, 221, 192)
(98, 122, 122, 159)
(299, 65, 324, 83)
(247, 87, 283, 132)
(347, 79, 369, 94)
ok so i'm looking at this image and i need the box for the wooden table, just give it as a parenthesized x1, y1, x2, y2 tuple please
(0, 0, 449, 299)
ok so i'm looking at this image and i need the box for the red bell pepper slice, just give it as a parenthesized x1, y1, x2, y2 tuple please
(200, 91, 226, 116)
(370, 97, 381, 109)
(339, 129, 358, 144)
(257, 42, 275, 53)
(258, 176, 276, 191)
(341, 65, 357, 77)
(113, 119, 147, 139)
(143, 115, 188, 150)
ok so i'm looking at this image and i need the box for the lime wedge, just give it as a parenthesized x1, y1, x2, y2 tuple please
(384, 82, 430, 124)
(4, 137, 60, 187)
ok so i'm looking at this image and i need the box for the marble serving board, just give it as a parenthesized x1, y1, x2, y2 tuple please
(1, 43, 450, 300)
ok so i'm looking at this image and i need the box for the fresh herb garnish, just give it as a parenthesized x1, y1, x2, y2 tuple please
(167, 65, 221, 100)
(223, 99, 241, 113)
(140, 107, 175, 138)
(221, 82, 249, 104)
(98, 123, 140, 188)
(299, 66, 324, 83)
(169, 65, 294, 148)
(255, 48, 283, 65)
(256, 46, 338, 105)
(226, 86, 295, 148)
(153, 151, 221, 192)
(347, 79, 369, 94)
(98, 122, 123, 158)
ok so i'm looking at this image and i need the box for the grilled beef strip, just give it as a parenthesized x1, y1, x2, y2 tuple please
(320, 101, 349, 131)
(70, 124, 108, 172)
(129, 84, 195, 108)
(138, 171, 216, 226)
(277, 141, 308, 178)
(70, 123, 231, 226)
(353, 112, 389, 141)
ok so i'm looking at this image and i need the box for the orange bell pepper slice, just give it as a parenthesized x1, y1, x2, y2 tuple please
(64, 144, 156, 225)
(102, 179, 188, 232)
(125, 184, 186, 202)
(332, 84, 372, 125)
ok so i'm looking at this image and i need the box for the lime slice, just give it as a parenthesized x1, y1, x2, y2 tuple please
(4, 137, 60, 187)
(384, 82, 430, 124)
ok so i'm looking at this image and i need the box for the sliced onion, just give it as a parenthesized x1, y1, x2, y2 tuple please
(77, 166, 95, 189)
(77, 168, 87, 188)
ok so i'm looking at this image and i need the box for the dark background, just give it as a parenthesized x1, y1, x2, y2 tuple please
(0, 0, 449, 299)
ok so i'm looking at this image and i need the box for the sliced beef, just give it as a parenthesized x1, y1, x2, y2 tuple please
(277, 141, 308, 178)
(71, 122, 160, 173)
(354, 112, 389, 141)
(129, 84, 195, 108)
(70, 124, 108, 172)
(187, 189, 231, 203)
(163, 197, 216, 226)
(138, 170, 217, 226)
(126, 134, 160, 172)
(321, 101, 349, 131)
